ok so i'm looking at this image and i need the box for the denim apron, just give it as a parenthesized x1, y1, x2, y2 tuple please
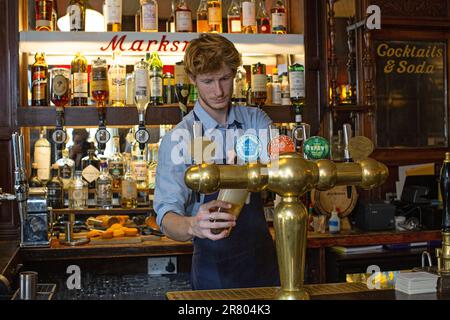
(190, 109, 279, 289)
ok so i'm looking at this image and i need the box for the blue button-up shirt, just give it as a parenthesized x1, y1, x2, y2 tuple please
(153, 102, 272, 231)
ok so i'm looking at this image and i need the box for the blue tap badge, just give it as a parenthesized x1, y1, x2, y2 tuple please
(303, 136, 330, 160)
(236, 134, 262, 163)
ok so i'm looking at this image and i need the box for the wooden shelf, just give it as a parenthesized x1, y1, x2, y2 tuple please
(16, 105, 295, 127)
(52, 207, 154, 216)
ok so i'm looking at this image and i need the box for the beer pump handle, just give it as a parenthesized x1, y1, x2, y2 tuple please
(440, 153, 450, 231)
(342, 124, 353, 199)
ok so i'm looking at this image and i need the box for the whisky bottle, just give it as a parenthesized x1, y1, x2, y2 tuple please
(233, 65, 247, 105)
(207, 0, 223, 33)
(81, 149, 100, 197)
(271, 67, 282, 105)
(148, 52, 164, 106)
(67, 0, 86, 32)
(47, 164, 64, 209)
(96, 160, 113, 209)
(71, 52, 88, 106)
(271, 0, 287, 34)
(175, 0, 193, 32)
(31, 53, 49, 107)
(29, 163, 44, 188)
(69, 171, 88, 209)
(163, 69, 176, 104)
(91, 58, 109, 107)
(121, 154, 138, 209)
(167, 0, 176, 32)
(109, 52, 126, 107)
(241, 0, 257, 34)
(289, 63, 305, 121)
(35, 0, 54, 31)
(135, 7, 141, 31)
(196, 0, 209, 33)
(104, 0, 122, 32)
(140, 0, 158, 32)
(52, 0, 58, 31)
(34, 128, 51, 184)
(109, 135, 124, 191)
(281, 72, 290, 106)
(257, 0, 270, 34)
(227, 0, 241, 33)
(134, 59, 150, 111)
(251, 63, 267, 107)
(56, 149, 75, 191)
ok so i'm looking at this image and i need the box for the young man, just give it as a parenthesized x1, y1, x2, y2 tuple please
(154, 34, 280, 290)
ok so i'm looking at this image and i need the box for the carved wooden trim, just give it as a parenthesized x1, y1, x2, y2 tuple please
(370, 0, 449, 18)
(327, 0, 339, 109)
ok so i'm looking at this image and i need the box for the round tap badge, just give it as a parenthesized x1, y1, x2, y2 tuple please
(236, 134, 262, 163)
(303, 136, 330, 160)
(268, 135, 295, 159)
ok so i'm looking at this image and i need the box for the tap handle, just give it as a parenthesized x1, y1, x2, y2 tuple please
(343, 124, 353, 162)
(301, 123, 311, 141)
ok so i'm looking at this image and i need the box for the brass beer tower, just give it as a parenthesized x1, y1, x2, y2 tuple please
(185, 152, 388, 300)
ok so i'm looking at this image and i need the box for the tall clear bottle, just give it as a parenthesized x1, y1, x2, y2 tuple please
(121, 154, 138, 209)
(31, 53, 48, 107)
(132, 140, 149, 206)
(148, 52, 164, 106)
(257, 0, 270, 34)
(196, 0, 209, 33)
(227, 0, 241, 33)
(134, 59, 150, 112)
(271, 67, 282, 105)
(104, 0, 122, 32)
(109, 52, 126, 107)
(167, 0, 176, 32)
(71, 52, 88, 106)
(207, 0, 222, 33)
(81, 149, 100, 199)
(69, 171, 88, 209)
(281, 72, 290, 106)
(67, 0, 86, 31)
(271, 0, 287, 34)
(241, 0, 257, 34)
(140, 0, 158, 32)
(109, 135, 124, 191)
(175, 0, 193, 32)
(34, 128, 51, 184)
(96, 160, 113, 209)
(56, 149, 75, 191)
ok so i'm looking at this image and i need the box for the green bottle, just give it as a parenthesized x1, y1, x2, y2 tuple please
(148, 52, 164, 106)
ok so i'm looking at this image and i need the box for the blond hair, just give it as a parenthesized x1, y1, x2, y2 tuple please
(184, 34, 241, 78)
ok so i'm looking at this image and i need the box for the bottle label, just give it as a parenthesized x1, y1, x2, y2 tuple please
(289, 71, 305, 98)
(208, 7, 221, 25)
(35, 144, 51, 181)
(272, 12, 287, 31)
(68, 5, 82, 30)
(48, 187, 62, 204)
(175, 11, 193, 32)
(91, 67, 108, 92)
(142, 3, 157, 30)
(122, 180, 137, 198)
(135, 69, 148, 97)
(230, 19, 242, 33)
(132, 161, 148, 181)
(97, 182, 112, 200)
(109, 162, 124, 178)
(72, 73, 88, 98)
(60, 164, 73, 180)
(148, 167, 156, 189)
(36, 19, 52, 28)
(242, 2, 256, 27)
(110, 69, 126, 102)
(82, 165, 100, 183)
(71, 188, 85, 201)
(105, 0, 122, 24)
(150, 76, 163, 97)
(174, 64, 189, 85)
(52, 74, 69, 97)
(32, 70, 47, 101)
(252, 74, 266, 92)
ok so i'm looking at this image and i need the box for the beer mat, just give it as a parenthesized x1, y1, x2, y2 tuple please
(166, 282, 374, 300)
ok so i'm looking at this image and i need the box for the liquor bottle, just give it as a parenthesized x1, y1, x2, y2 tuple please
(175, 0, 193, 32)
(241, 0, 257, 34)
(196, 0, 209, 33)
(109, 52, 126, 107)
(135, 7, 141, 31)
(96, 160, 113, 209)
(56, 149, 75, 190)
(81, 149, 100, 196)
(271, 67, 282, 105)
(52, 0, 58, 31)
(34, 129, 51, 184)
(257, 0, 270, 34)
(131, 140, 149, 205)
(91, 58, 109, 107)
(140, 0, 158, 32)
(233, 65, 247, 105)
(227, 0, 241, 33)
(281, 72, 290, 106)
(289, 63, 305, 121)
(71, 52, 88, 106)
(147, 143, 158, 191)
(69, 171, 88, 209)
(266, 74, 272, 105)
(163, 66, 176, 104)
(103, 0, 122, 32)
(125, 65, 135, 106)
(35, 0, 54, 31)
(47, 164, 64, 209)
(134, 58, 149, 111)
(251, 63, 267, 107)
(31, 53, 48, 107)
(67, 0, 86, 32)
(148, 52, 164, 106)
(271, 0, 287, 34)
(167, 0, 176, 32)
(109, 135, 124, 191)
(121, 154, 138, 209)
(207, 0, 222, 33)
(29, 163, 43, 188)
(440, 153, 450, 232)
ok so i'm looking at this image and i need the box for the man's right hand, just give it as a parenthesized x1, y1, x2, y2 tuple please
(188, 200, 237, 241)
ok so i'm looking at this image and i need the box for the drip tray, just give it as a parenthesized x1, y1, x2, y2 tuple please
(12, 283, 57, 300)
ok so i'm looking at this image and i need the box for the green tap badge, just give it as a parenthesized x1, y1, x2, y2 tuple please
(303, 136, 330, 160)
